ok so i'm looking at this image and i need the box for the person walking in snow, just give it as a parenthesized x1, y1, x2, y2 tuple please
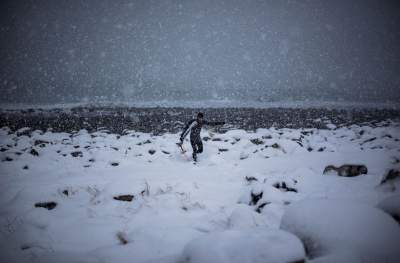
(178, 112, 225, 162)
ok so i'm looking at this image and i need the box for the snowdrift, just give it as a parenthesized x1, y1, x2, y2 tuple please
(281, 199, 400, 262)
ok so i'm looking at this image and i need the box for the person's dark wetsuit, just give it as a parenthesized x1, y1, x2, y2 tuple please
(179, 113, 224, 161)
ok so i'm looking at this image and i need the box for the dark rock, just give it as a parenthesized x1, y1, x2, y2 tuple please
(136, 139, 152, 145)
(370, 146, 383, 150)
(273, 182, 298, 193)
(249, 191, 263, 206)
(323, 165, 368, 177)
(301, 130, 313, 136)
(116, 232, 128, 245)
(20, 245, 30, 250)
(380, 169, 400, 184)
(111, 162, 119, 166)
(23, 165, 29, 170)
(250, 138, 264, 145)
(262, 135, 272, 139)
(88, 158, 95, 162)
(35, 201, 57, 210)
(361, 137, 377, 145)
(307, 147, 313, 152)
(256, 202, 270, 213)
(245, 176, 258, 182)
(34, 140, 49, 146)
(114, 195, 134, 202)
(271, 143, 280, 149)
(73, 145, 80, 149)
(317, 147, 325, 152)
(203, 136, 210, 141)
(30, 148, 39, 156)
(71, 151, 83, 157)
(62, 190, 69, 196)
(218, 148, 229, 152)
(161, 150, 170, 154)
(211, 138, 222, 141)
(0, 147, 8, 152)
(140, 182, 150, 197)
(111, 147, 119, 151)
(148, 149, 156, 155)
(3, 156, 13, 162)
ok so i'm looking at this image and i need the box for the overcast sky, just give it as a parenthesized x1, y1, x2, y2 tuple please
(0, 0, 399, 105)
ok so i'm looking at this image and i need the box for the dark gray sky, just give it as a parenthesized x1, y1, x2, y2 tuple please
(1, 0, 399, 105)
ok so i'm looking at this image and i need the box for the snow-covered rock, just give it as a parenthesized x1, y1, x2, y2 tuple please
(280, 199, 400, 262)
(227, 205, 266, 229)
(180, 229, 305, 263)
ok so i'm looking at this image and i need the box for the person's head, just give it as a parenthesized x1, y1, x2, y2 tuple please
(197, 112, 204, 122)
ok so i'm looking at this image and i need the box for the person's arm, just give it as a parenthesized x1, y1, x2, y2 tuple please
(204, 120, 225, 126)
(180, 119, 196, 142)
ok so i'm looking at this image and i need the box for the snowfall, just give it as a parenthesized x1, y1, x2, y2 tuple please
(1, 121, 400, 263)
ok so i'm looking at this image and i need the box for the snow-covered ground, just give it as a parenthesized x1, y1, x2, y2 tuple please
(0, 123, 399, 262)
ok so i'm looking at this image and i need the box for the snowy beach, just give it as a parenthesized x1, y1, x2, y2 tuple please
(1, 112, 400, 262)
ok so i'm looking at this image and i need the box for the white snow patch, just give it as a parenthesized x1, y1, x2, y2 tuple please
(180, 229, 305, 263)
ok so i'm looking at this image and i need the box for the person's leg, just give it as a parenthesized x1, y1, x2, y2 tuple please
(190, 138, 198, 161)
(192, 137, 202, 161)
(196, 139, 203, 154)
